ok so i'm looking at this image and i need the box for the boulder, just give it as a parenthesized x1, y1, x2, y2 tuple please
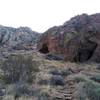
(45, 53, 64, 61)
(50, 75, 65, 86)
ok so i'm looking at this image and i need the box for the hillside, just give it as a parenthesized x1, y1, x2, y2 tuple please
(0, 50, 100, 100)
(0, 13, 100, 100)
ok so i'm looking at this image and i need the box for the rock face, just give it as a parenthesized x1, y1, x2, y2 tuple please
(37, 13, 100, 62)
(0, 26, 40, 50)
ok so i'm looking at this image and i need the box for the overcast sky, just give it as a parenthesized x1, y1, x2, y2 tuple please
(0, 0, 100, 32)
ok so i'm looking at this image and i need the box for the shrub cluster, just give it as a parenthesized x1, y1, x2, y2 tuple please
(1, 54, 39, 84)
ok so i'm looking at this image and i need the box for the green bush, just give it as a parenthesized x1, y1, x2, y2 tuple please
(74, 76, 87, 83)
(90, 74, 100, 83)
(83, 81, 100, 100)
(1, 54, 39, 84)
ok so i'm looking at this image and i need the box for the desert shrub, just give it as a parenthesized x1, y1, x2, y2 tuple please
(75, 80, 100, 100)
(90, 74, 100, 83)
(61, 69, 71, 76)
(1, 54, 39, 84)
(74, 82, 87, 100)
(83, 81, 100, 100)
(6, 82, 39, 98)
(74, 75, 87, 83)
(75, 77, 86, 83)
(38, 91, 50, 100)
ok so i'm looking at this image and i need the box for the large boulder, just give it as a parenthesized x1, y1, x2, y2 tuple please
(37, 13, 100, 62)
(50, 75, 65, 86)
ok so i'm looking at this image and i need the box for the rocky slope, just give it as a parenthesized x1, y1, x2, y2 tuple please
(0, 51, 100, 100)
(37, 13, 100, 62)
(0, 25, 40, 50)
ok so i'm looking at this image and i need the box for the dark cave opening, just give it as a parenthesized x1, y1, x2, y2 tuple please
(74, 41, 97, 62)
(39, 44, 49, 54)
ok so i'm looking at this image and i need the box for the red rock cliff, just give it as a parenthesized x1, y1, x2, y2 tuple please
(37, 13, 100, 62)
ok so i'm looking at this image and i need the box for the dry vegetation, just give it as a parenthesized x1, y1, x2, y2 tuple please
(0, 51, 100, 100)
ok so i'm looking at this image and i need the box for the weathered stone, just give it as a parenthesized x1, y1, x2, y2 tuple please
(37, 13, 100, 62)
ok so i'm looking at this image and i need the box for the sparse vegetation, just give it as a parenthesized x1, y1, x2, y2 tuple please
(74, 75, 87, 83)
(90, 74, 100, 83)
(1, 54, 40, 84)
(75, 80, 100, 100)
(0, 51, 99, 100)
(84, 81, 100, 100)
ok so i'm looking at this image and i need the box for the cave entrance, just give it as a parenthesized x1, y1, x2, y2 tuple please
(74, 41, 97, 62)
(39, 43, 49, 54)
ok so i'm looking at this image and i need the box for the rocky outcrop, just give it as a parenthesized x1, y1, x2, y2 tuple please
(37, 13, 100, 62)
(0, 26, 40, 50)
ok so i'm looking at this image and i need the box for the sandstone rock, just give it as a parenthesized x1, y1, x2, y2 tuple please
(37, 13, 100, 62)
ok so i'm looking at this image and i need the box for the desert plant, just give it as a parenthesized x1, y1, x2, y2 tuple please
(83, 81, 100, 100)
(74, 75, 87, 83)
(1, 54, 39, 84)
(90, 74, 100, 83)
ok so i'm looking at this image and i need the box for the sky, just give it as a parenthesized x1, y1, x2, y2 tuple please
(0, 0, 100, 32)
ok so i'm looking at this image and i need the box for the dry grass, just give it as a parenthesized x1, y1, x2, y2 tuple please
(0, 51, 100, 100)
